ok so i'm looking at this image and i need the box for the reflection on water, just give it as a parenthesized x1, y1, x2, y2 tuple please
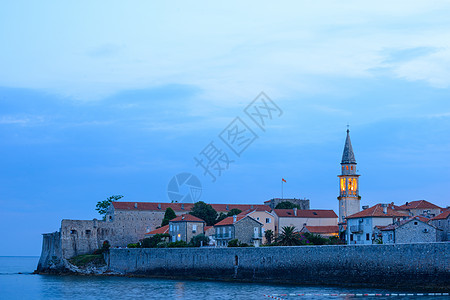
(0, 257, 446, 300)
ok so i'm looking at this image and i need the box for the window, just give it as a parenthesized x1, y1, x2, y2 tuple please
(109, 216, 112, 221)
(85, 230, 91, 235)
(366, 233, 370, 240)
(414, 222, 418, 225)
(170, 224, 173, 231)
(346, 166, 349, 170)
(256, 217, 260, 221)
(389, 234, 393, 241)
(266, 218, 271, 223)
(351, 166, 353, 170)
(192, 225, 197, 233)
(350, 234, 354, 241)
(70, 230, 77, 234)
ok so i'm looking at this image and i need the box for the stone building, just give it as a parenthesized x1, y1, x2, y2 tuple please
(346, 203, 408, 245)
(40, 201, 272, 260)
(430, 209, 450, 241)
(264, 198, 310, 210)
(380, 216, 440, 244)
(169, 214, 205, 243)
(214, 215, 263, 247)
(274, 208, 338, 235)
(238, 208, 277, 243)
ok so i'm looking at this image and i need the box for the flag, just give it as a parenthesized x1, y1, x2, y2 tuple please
(282, 178, 286, 182)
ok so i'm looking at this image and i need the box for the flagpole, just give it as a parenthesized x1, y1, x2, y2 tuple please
(281, 179, 283, 199)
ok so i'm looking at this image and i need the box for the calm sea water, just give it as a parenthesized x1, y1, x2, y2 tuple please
(0, 256, 445, 299)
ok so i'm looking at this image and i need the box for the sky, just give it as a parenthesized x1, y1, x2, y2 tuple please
(1, 1, 450, 256)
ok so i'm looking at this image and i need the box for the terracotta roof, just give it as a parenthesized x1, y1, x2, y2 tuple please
(170, 214, 205, 222)
(431, 210, 450, 220)
(238, 207, 273, 216)
(303, 226, 339, 234)
(274, 209, 338, 218)
(204, 226, 213, 231)
(112, 202, 270, 213)
(214, 216, 245, 226)
(346, 204, 408, 219)
(380, 216, 437, 231)
(145, 225, 169, 235)
(398, 200, 442, 210)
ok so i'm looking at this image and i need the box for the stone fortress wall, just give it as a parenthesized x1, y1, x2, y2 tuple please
(105, 242, 450, 291)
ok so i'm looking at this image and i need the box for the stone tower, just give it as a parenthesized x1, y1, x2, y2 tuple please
(337, 129, 360, 223)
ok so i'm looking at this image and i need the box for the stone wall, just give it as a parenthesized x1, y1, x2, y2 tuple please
(106, 243, 450, 291)
(265, 198, 310, 210)
(395, 220, 437, 243)
(37, 231, 64, 272)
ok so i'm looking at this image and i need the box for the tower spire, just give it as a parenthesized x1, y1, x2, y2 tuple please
(341, 128, 356, 164)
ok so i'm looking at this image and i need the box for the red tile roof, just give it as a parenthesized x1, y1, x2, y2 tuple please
(214, 216, 246, 226)
(398, 200, 442, 210)
(303, 226, 339, 234)
(346, 204, 408, 219)
(112, 202, 270, 213)
(145, 225, 169, 235)
(170, 214, 205, 222)
(380, 216, 435, 231)
(274, 209, 338, 218)
(431, 210, 450, 220)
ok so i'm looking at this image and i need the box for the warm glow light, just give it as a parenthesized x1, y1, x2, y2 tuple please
(340, 178, 345, 192)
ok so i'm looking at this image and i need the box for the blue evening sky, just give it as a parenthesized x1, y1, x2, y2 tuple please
(1, 1, 449, 255)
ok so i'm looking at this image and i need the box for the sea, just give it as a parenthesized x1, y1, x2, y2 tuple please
(0, 256, 447, 299)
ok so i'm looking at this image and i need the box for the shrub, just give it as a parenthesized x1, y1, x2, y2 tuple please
(190, 234, 209, 247)
(141, 233, 170, 248)
(167, 241, 189, 248)
(69, 254, 105, 267)
(227, 239, 239, 247)
(127, 243, 140, 248)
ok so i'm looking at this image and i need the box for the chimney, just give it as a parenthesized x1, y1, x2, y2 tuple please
(158, 203, 161, 209)
(382, 204, 387, 214)
(293, 207, 297, 216)
(181, 203, 184, 210)
(233, 215, 237, 223)
(134, 203, 138, 209)
(362, 205, 369, 210)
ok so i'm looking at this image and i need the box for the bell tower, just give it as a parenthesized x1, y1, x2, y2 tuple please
(337, 129, 360, 223)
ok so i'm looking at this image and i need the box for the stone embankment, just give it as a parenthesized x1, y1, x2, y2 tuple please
(37, 242, 450, 291)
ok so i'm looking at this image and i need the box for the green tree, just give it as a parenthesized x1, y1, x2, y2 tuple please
(96, 195, 123, 220)
(265, 229, 274, 244)
(190, 234, 209, 247)
(161, 207, 177, 226)
(303, 232, 327, 245)
(216, 212, 228, 223)
(277, 226, 301, 246)
(190, 201, 217, 226)
(141, 233, 170, 248)
(227, 208, 242, 216)
(275, 201, 300, 209)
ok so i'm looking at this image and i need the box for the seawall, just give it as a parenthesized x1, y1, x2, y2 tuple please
(106, 243, 450, 291)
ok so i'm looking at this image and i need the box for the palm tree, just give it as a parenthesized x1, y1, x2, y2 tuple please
(277, 226, 300, 246)
(264, 229, 274, 244)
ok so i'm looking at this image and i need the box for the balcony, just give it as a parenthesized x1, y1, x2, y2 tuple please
(350, 225, 363, 233)
(215, 234, 231, 239)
